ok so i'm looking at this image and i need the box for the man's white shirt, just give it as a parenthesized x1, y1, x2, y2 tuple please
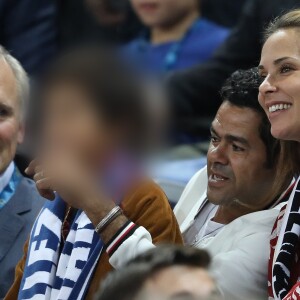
(109, 166, 285, 300)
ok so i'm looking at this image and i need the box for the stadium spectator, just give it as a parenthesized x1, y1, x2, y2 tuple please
(59, 0, 239, 49)
(0, 46, 45, 298)
(4, 47, 182, 300)
(96, 245, 219, 300)
(258, 9, 300, 300)
(123, 0, 229, 74)
(101, 69, 296, 300)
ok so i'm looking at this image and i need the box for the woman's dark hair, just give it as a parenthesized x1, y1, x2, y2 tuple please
(42, 46, 150, 152)
(275, 140, 300, 187)
(96, 245, 212, 300)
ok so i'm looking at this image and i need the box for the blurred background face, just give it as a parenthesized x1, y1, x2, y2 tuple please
(41, 82, 119, 170)
(130, 0, 199, 28)
(141, 266, 216, 299)
(0, 58, 24, 174)
(259, 29, 300, 142)
(206, 102, 275, 210)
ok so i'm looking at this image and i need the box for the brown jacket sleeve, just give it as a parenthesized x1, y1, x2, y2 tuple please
(5, 180, 183, 300)
(86, 180, 183, 299)
(4, 240, 28, 300)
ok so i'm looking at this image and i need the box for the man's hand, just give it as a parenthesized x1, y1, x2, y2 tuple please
(25, 153, 129, 243)
(25, 155, 115, 220)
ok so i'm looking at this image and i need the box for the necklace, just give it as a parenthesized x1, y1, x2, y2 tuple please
(191, 223, 223, 246)
(191, 203, 222, 246)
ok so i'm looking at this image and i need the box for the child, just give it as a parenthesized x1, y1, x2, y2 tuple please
(124, 0, 230, 74)
(4, 48, 182, 300)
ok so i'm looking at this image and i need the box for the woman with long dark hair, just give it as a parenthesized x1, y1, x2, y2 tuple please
(258, 10, 300, 300)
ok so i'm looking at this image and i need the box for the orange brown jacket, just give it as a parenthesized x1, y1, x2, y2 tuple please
(4, 180, 183, 300)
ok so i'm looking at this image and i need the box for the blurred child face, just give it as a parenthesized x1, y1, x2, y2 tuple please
(130, 0, 198, 28)
(41, 82, 120, 170)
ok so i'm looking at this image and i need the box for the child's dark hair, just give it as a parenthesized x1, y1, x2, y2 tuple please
(41, 46, 150, 152)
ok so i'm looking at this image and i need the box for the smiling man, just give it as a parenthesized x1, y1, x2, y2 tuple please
(104, 68, 296, 300)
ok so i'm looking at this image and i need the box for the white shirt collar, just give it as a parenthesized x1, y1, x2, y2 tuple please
(0, 161, 15, 193)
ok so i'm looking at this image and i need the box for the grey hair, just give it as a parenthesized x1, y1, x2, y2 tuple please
(0, 46, 29, 119)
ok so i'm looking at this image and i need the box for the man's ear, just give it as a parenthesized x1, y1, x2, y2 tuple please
(17, 121, 25, 144)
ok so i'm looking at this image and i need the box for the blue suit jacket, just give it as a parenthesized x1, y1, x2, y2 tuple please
(0, 176, 45, 299)
(0, 0, 57, 75)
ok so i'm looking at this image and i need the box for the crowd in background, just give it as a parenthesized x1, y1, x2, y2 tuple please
(1, 1, 300, 300)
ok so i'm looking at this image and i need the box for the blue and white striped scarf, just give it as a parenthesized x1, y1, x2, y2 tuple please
(18, 196, 104, 300)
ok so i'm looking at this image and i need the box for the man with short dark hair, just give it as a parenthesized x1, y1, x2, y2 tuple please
(96, 245, 218, 300)
(103, 68, 295, 300)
